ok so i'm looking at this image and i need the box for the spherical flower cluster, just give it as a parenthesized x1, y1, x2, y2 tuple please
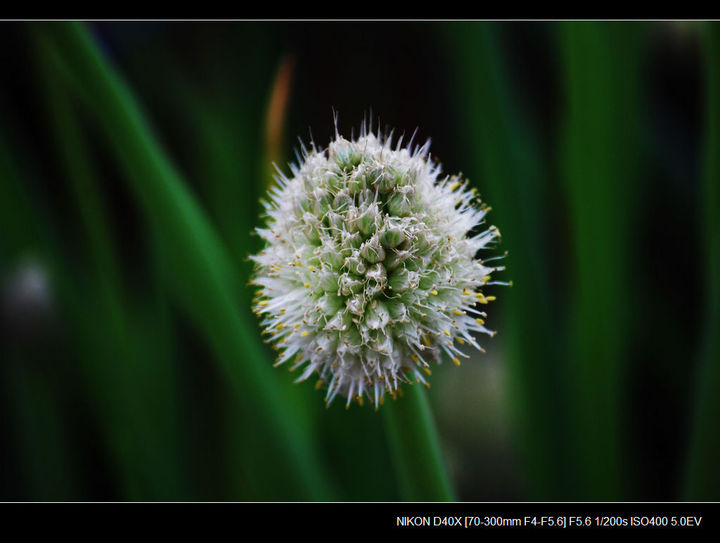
(251, 123, 505, 409)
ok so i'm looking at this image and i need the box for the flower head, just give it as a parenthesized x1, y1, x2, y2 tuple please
(251, 121, 505, 409)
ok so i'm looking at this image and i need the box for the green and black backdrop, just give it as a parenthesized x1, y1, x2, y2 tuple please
(1, 21, 719, 502)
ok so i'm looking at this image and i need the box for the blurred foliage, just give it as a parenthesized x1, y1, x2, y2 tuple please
(0, 21, 717, 501)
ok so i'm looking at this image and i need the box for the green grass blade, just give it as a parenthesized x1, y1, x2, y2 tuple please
(31, 32, 195, 499)
(35, 21, 336, 500)
(559, 22, 642, 499)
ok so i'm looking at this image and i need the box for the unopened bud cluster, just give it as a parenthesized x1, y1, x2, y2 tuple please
(251, 124, 505, 409)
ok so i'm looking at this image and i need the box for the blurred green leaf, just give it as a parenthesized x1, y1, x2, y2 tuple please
(33, 40, 191, 499)
(559, 22, 643, 500)
(33, 21, 337, 500)
(443, 22, 570, 499)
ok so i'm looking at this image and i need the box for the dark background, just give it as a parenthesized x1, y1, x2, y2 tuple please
(0, 21, 717, 501)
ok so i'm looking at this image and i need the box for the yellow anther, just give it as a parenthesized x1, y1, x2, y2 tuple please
(301, 331, 310, 337)
(294, 324, 301, 329)
(308, 265, 316, 271)
(424, 367, 432, 376)
(463, 289, 472, 296)
(452, 308, 464, 316)
(450, 182, 461, 191)
(486, 296, 496, 302)
(259, 300, 269, 306)
(304, 283, 311, 288)
(430, 290, 438, 296)
(457, 337, 465, 345)
(444, 330, 451, 337)
(476, 318, 485, 325)
(315, 379, 324, 390)
(453, 358, 461, 366)
(411, 354, 419, 362)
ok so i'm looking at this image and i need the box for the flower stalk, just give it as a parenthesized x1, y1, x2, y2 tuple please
(383, 384, 456, 501)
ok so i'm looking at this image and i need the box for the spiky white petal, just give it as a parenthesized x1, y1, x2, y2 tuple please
(251, 122, 503, 408)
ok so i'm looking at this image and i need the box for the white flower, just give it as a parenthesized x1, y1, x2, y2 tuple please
(251, 121, 505, 409)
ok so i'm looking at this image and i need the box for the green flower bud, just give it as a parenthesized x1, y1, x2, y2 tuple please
(380, 221, 406, 248)
(360, 237, 386, 263)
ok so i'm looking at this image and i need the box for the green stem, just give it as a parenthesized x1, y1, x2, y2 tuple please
(383, 385, 455, 501)
(684, 23, 720, 500)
